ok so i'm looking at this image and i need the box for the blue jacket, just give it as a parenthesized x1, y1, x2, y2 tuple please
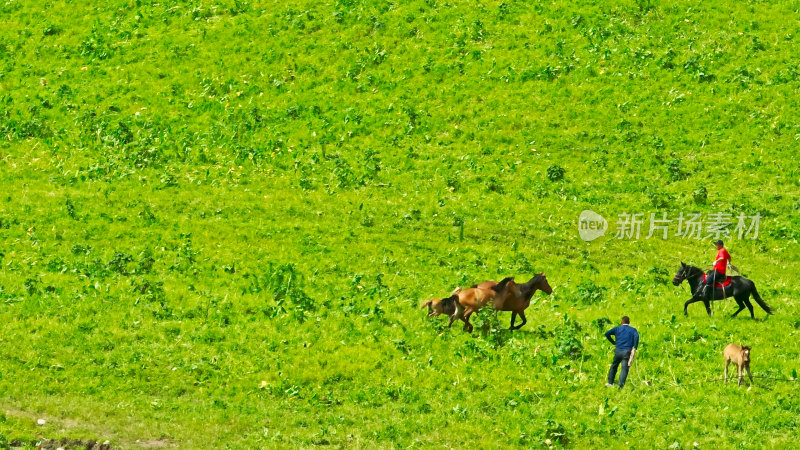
(605, 324, 639, 352)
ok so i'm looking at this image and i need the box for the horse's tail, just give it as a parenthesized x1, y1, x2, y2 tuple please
(751, 283, 773, 314)
(420, 299, 433, 311)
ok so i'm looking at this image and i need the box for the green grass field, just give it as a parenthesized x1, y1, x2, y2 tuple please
(2, 0, 800, 447)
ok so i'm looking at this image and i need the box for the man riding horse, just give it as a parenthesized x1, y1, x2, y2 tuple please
(703, 239, 731, 299)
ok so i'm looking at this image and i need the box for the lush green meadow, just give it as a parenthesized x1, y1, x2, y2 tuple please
(2, 0, 800, 447)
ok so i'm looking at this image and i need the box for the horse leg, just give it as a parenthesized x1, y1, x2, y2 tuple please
(460, 309, 470, 330)
(684, 291, 707, 315)
(731, 295, 746, 318)
(703, 300, 712, 316)
(730, 299, 745, 318)
(746, 364, 753, 385)
(448, 314, 457, 328)
(724, 359, 729, 383)
(684, 297, 703, 316)
(742, 296, 755, 319)
(463, 309, 474, 333)
(509, 312, 517, 330)
(513, 310, 528, 330)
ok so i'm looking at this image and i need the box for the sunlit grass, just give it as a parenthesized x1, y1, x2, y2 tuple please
(1, 0, 799, 447)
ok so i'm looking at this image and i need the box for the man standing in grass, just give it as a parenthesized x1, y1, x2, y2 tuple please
(604, 316, 639, 388)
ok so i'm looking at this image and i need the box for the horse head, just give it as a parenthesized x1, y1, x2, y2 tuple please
(537, 272, 553, 295)
(516, 273, 553, 300)
(741, 346, 751, 363)
(673, 262, 687, 286)
(673, 262, 695, 286)
(674, 262, 704, 286)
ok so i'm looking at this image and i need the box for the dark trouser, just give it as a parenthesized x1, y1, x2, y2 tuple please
(704, 270, 725, 299)
(608, 348, 632, 387)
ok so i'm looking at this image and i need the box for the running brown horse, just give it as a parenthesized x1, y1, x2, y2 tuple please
(474, 274, 553, 329)
(462, 273, 553, 330)
(448, 277, 517, 332)
(420, 287, 464, 318)
(673, 262, 773, 318)
(501, 273, 553, 330)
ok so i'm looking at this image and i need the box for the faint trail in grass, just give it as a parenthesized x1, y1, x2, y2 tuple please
(0, 404, 175, 449)
(635, 375, 798, 389)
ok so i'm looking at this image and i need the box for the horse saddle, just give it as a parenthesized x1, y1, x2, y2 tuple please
(702, 273, 732, 288)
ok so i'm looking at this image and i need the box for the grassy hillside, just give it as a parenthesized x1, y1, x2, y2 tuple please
(1, 0, 800, 447)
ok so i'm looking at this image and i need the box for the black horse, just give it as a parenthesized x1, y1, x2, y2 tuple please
(673, 262, 773, 318)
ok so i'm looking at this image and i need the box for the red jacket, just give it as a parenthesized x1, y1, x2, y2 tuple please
(714, 248, 731, 274)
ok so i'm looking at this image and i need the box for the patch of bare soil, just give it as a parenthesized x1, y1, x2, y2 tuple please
(10, 437, 110, 449)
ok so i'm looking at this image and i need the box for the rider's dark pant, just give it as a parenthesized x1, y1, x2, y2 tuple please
(704, 270, 725, 298)
(706, 270, 725, 286)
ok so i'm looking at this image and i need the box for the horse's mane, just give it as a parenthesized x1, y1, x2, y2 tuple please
(684, 264, 705, 275)
(528, 273, 545, 284)
(491, 276, 514, 292)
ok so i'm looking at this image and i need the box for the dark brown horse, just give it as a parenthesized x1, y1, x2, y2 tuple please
(498, 274, 552, 329)
(472, 273, 553, 330)
(673, 263, 773, 318)
(448, 277, 517, 332)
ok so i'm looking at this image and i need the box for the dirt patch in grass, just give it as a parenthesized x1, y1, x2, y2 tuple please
(2, 405, 174, 449)
(11, 437, 111, 449)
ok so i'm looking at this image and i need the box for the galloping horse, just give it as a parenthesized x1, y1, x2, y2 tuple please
(448, 277, 517, 332)
(473, 273, 553, 330)
(673, 262, 773, 318)
(420, 288, 462, 317)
